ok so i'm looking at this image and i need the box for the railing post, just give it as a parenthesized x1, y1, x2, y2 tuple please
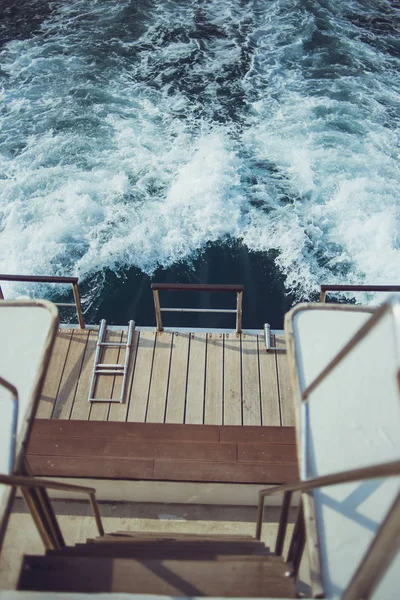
(0, 284, 3, 300)
(255, 493, 265, 540)
(319, 288, 326, 303)
(275, 491, 292, 556)
(287, 501, 305, 577)
(153, 289, 163, 332)
(72, 282, 85, 329)
(89, 492, 105, 537)
(236, 290, 243, 333)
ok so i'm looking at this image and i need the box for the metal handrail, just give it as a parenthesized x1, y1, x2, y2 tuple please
(255, 461, 400, 598)
(0, 473, 104, 537)
(151, 283, 244, 333)
(320, 284, 400, 303)
(0, 274, 85, 329)
(255, 459, 400, 540)
(0, 376, 18, 473)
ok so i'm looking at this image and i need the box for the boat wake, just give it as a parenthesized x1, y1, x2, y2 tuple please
(0, 0, 399, 304)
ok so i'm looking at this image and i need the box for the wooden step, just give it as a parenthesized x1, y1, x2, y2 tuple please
(27, 420, 298, 484)
(19, 556, 296, 597)
(31, 420, 296, 444)
(48, 539, 270, 559)
(113, 531, 255, 541)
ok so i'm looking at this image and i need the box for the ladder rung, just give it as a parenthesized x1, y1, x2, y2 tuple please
(97, 363, 124, 368)
(98, 342, 126, 347)
(95, 370, 124, 375)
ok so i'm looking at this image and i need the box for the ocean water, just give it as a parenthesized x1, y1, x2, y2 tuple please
(0, 0, 399, 327)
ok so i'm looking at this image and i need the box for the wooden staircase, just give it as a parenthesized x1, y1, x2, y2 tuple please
(18, 532, 296, 597)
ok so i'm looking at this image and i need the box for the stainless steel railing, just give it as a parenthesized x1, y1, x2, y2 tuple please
(0, 474, 104, 549)
(320, 283, 400, 303)
(151, 283, 244, 333)
(0, 274, 85, 328)
(255, 460, 400, 599)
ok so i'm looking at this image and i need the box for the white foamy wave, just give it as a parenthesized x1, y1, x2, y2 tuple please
(0, 0, 399, 301)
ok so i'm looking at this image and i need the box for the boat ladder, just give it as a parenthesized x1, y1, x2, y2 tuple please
(88, 319, 135, 403)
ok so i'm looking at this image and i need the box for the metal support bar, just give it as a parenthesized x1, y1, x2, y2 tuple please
(54, 303, 76, 307)
(275, 491, 292, 556)
(264, 323, 282, 352)
(0, 274, 85, 328)
(286, 502, 305, 577)
(320, 284, 400, 303)
(160, 308, 237, 314)
(73, 282, 85, 329)
(151, 283, 244, 333)
(153, 289, 163, 332)
(236, 290, 243, 334)
(1, 474, 105, 542)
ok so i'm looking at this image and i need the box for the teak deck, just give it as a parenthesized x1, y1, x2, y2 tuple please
(36, 328, 294, 427)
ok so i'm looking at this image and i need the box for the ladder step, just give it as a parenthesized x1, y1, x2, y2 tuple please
(94, 370, 124, 375)
(97, 364, 124, 368)
(99, 342, 126, 347)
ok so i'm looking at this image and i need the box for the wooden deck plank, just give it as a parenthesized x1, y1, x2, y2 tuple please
(165, 332, 190, 424)
(241, 333, 261, 426)
(69, 331, 98, 421)
(51, 329, 89, 420)
(185, 333, 207, 424)
(223, 333, 242, 425)
(220, 425, 296, 444)
(108, 330, 139, 422)
(27, 437, 237, 462)
(89, 330, 124, 421)
(204, 333, 223, 425)
(153, 460, 298, 484)
(28, 454, 298, 484)
(28, 455, 155, 480)
(237, 443, 297, 464)
(146, 332, 173, 423)
(275, 334, 295, 426)
(36, 329, 73, 419)
(258, 333, 281, 426)
(32, 419, 220, 442)
(126, 331, 156, 423)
